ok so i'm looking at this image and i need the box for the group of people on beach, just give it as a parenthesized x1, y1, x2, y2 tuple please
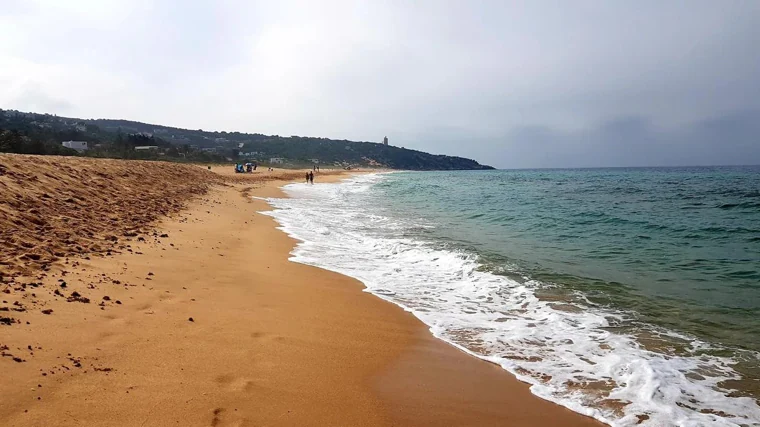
(234, 163, 257, 173)
(304, 165, 320, 184)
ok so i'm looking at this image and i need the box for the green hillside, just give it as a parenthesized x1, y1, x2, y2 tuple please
(0, 110, 493, 170)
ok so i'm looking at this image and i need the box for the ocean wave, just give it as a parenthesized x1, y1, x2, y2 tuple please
(261, 174, 760, 427)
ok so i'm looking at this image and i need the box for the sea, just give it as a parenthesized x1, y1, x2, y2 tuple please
(262, 167, 760, 427)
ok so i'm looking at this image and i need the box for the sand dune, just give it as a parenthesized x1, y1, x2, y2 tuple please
(0, 155, 220, 276)
(0, 155, 314, 276)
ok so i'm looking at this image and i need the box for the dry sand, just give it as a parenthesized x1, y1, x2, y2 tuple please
(0, 154, 602, 426)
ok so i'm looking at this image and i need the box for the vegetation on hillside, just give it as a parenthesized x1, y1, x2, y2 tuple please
(0, 109, 493, 170)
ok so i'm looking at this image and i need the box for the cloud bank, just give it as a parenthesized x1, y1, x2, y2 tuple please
(1, 0, 759, 167)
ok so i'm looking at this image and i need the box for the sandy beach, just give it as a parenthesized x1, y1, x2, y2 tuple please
(0, 154, 602, 426)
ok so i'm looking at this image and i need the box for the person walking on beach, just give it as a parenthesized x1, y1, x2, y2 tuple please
(309, 171, 314, 184)
(306, 172, 310, 183)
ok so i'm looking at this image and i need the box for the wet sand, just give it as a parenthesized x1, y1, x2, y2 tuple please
(0, 154, 602, 426)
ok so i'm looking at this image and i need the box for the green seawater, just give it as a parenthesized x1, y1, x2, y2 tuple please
(266, 166, 760, 422)
(374, 167, 760, 386)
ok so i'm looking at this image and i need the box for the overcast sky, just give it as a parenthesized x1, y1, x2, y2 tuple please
(1, 0, 759, 168)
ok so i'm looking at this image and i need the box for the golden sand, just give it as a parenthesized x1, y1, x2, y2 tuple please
(0, 154, 601, 426)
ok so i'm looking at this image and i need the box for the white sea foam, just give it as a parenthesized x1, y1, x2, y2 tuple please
(261, 174, 760, 427)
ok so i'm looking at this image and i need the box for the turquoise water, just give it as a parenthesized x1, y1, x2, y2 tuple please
(266, 167, 760, 425)
(377, 167, 760, 354)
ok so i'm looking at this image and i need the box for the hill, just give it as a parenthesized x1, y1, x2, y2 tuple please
(0, 110, 493, 170)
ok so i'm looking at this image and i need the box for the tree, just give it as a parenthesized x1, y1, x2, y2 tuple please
(0, 130, 24, 153)
(28, 136, 45, 154)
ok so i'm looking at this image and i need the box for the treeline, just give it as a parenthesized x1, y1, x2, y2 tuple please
(0, 126, 228, 163)
(239, 137, 490, 170)
(0, 109, 494, 170)
(0, 111, 227, 163)
(0, 129, 80, 156)
(90, 118, 494, 170)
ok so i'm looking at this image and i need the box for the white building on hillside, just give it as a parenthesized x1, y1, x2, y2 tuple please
(61, 141, 88, 152)
(269, 157, 284, 164)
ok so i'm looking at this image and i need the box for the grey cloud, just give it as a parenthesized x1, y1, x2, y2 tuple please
(419, 110, 760, 169)
(7, 85, 73, 114)
(1, 1, 759, 167)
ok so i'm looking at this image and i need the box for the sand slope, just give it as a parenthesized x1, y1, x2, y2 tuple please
(0, 155, 318, 276)
(0, 155, 222, 276)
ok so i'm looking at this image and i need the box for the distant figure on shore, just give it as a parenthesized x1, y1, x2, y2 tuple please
(309, 171, 314, 184)
(317, 165, 320, 172)
(305, 172, 310, 183)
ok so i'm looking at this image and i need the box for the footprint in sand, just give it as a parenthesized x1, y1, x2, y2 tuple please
(214, 374, 234, 385)
(157, 292, 175, 302)
(249, 331, 285, 343)
(214, 375, 257, 393)
(210, 407, 252, 427)
(96, 330, 118, 342)
(103, 313, 132, 327)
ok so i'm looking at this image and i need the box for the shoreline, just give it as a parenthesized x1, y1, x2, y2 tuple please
(0, 159, 602, 426)
(263, 174, 605, 426)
